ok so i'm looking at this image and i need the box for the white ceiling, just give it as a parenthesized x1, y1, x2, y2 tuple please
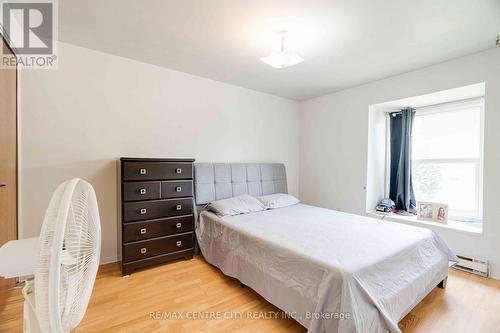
(58, 0, 500, 101)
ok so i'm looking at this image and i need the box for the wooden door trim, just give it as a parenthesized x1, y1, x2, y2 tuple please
(1, 31, 18, 240)
(0, 30, 19, 308)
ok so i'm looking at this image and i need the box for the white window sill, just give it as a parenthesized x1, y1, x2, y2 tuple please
(366, 210, 483, 235)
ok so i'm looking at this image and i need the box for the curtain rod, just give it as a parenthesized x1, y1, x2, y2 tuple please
(384, 96, 484, 115)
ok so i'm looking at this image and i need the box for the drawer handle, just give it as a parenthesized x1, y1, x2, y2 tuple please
(140, 208, 147, 215)
(175, 186, 182, 192)
(176, 241, 182, 246)
(176, 205, 182, 210)
(140, 188, 147, 195)
(140, 228, 147, 234)
(176, 168, 182, 174)
(140, 247, 147, 254)
(176, 223, 182, 229)
(140, 168, 147, 175)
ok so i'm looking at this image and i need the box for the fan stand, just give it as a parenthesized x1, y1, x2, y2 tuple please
(22, 280, 42, 333)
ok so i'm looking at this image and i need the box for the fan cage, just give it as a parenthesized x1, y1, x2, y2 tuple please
(35, 179, 101, 333)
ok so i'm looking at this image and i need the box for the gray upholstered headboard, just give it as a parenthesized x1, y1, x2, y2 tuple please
(194, 163, 288, 205)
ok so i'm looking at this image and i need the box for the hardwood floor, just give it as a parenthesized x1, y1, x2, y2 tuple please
(1, 256, 499, 332)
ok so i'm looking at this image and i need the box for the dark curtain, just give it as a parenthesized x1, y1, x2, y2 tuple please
(389, 108, 417, 214)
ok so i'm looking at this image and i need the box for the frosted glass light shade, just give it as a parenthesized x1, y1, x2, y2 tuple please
(260, 50, 304, 69)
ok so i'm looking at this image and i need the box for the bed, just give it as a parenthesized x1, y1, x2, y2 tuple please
(194, 163, 458, 333)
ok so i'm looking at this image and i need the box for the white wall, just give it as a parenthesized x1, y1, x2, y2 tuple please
(300, 47, 500, 278)
(19, 42, 300, 263)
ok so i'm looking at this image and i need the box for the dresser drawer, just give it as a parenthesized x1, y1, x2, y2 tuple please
(123, 215, 193, 242)
(123, 232, 193, 262)
(123, 181, 161, 202)
(123, 198, 193, 222)
(161, 180, 193, 199)
(122, 162, 193, 181)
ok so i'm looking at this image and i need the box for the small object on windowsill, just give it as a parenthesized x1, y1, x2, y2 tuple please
(395, 209, 415, 216)
(464, 218, 481, 225)
(375, 205, 392, 213)
(375, 198, 396, 215)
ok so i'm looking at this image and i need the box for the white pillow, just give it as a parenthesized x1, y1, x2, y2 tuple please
(257, 193, 300, 209)
(207, 194, 266, 216)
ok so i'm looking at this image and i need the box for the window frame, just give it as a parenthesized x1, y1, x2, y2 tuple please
(385, 98, 485, 222)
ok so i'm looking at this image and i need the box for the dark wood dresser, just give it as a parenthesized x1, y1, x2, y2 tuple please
(119, 157, 195, 275)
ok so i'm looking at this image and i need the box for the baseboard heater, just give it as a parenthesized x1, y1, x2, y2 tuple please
(453, 254, 488, 277)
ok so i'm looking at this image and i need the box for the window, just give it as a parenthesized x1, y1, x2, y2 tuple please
(411, 99, 484, 222)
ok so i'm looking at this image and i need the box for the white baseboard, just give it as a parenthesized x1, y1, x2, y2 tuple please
(100, 255, 118, 265)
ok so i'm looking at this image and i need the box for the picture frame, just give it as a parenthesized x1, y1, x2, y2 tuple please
(417, 202, 448, 223)
(435, 203, 448, 223)
(417, 202, 434, 222)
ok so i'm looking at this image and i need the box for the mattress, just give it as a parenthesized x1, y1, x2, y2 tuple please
(196, 204, 458, 333)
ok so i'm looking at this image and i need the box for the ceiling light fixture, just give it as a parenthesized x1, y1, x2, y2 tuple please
(261, 30, 303, 69)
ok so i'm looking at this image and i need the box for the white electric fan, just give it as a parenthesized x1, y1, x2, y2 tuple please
(0, 179, 101, 333)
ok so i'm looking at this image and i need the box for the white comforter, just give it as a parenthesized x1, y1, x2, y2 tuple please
(196, 204, 457, 333)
